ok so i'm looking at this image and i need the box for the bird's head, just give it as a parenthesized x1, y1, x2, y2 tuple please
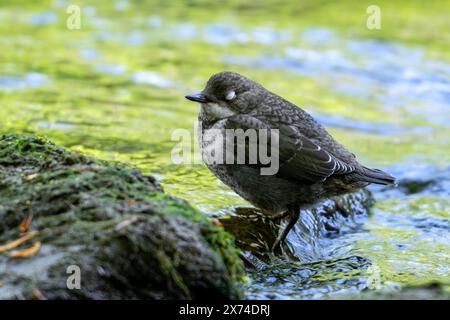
(185, 71, 263, 121)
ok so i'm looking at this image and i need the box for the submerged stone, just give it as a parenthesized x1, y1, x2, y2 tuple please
(0, 134, 244, 299)
(217, 189, 373, 266)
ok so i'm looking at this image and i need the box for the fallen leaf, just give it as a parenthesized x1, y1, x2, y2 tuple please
(212, 219, 223, 228)
(31, 288, 46, 300)
(115, 217, 138, 231)
(10, 241, 41, 259)
(19, 213, 34, 233)
(0, 231, 38, 253)
(25, 173, 39, 181)
(127, 198, 136, 206)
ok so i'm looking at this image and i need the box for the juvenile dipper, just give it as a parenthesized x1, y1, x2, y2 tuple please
(186, 71, 396, 253)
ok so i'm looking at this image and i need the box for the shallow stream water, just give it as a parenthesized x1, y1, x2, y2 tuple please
(1, 0, 449, 299)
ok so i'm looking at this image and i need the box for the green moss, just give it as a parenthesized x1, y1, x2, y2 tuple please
(0, 134, 244, 299)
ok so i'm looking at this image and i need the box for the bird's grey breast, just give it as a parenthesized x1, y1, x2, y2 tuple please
(197, 118, 230, 165)
(199, 102, 236, 122)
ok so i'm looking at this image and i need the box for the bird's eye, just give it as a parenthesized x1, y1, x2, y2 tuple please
(225, 90, 236, 101)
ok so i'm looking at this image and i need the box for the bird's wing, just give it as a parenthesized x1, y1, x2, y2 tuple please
(254, 99, 358, 164)
(276, 123, 355, 182)
(223, 114, 355, 183)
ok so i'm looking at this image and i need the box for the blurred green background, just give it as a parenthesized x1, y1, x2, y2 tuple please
(0, 0, 449, 299)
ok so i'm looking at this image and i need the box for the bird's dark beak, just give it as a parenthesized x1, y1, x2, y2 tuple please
(185, 92, 208, 103)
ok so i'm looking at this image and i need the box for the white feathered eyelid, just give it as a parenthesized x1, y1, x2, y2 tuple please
(225, 90, 236, 100)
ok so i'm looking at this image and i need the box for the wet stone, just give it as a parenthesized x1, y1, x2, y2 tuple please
(216, 189, 373, 266)
(0, 134, 244, 299)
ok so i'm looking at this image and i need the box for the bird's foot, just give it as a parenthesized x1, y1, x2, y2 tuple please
(270, 209, 300, 256)
(248, 210, 290, 222)
(264, 211, 290, 221)
(271, 237, 283, 255)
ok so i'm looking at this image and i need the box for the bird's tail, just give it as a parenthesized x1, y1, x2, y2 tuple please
(357, 167, 397, 186)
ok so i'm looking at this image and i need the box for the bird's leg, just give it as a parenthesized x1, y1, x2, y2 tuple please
(271, 207, 300, 253)
(248, 210, 289, 222)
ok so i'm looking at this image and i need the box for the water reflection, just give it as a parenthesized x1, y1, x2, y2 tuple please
(0, 73, 49, 91)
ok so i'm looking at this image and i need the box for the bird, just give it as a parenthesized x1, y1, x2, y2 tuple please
(185, 71, 396, 254)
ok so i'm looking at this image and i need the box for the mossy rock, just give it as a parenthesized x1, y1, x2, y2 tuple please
(0, 134, 244, 299)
